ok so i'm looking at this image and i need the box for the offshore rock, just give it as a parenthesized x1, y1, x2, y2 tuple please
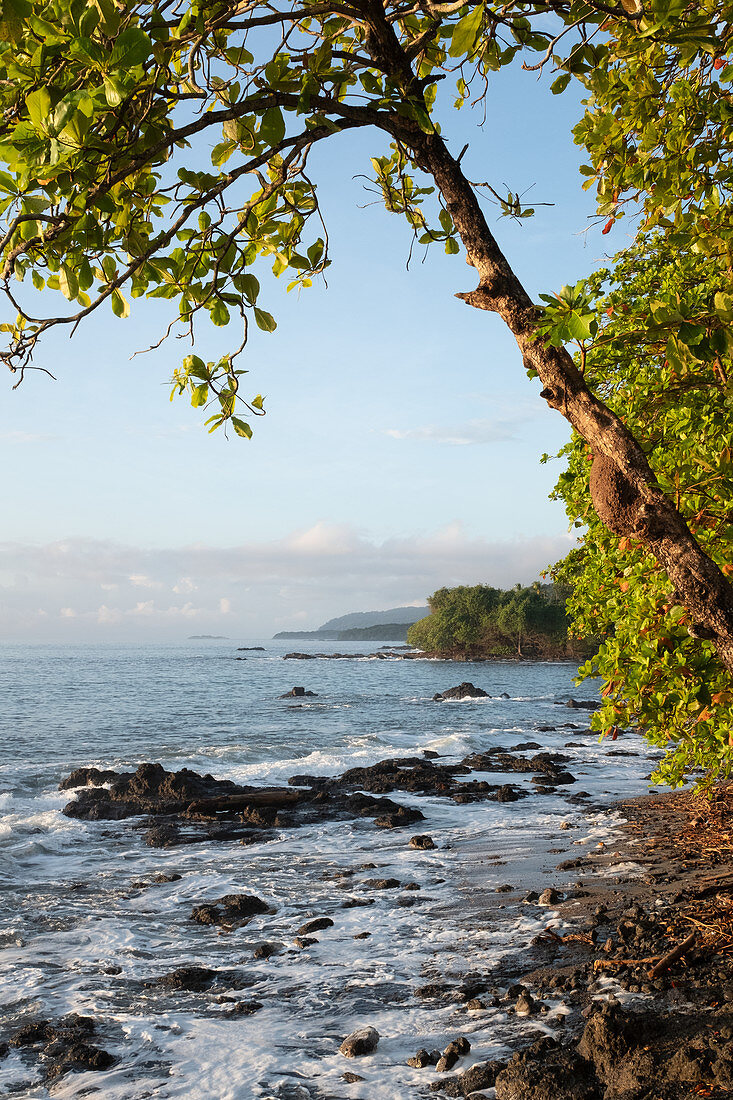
(433, 682, 490, 701)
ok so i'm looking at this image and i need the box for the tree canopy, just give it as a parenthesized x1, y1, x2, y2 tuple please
(2, 0, 733, 780)
(408, 582, 578, 657)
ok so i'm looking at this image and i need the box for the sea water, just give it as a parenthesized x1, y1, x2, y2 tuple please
(0, 641, 662, 1099)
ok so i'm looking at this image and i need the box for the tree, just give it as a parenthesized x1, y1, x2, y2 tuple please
(550, 235, 733, 785)
(1, 0, 732, 727)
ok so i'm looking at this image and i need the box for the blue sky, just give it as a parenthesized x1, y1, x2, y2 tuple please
(0, 62, 622, 640)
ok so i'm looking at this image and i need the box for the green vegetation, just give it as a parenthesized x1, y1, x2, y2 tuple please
(407, 584, 588, 659)
(1, 0, 733, 779)
(550, 238, 733, 787)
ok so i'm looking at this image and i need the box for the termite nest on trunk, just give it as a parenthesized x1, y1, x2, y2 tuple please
(589, 453, 642, 536)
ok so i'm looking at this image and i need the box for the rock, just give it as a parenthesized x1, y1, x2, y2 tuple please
(59, 767, 119, 790)
(538, 887, 561, 906)
(515, 991, 537, 1016)
(296, 917, 334, 935)
(253, 941, 281, 959)
(227, 1000, 263, 1015)
(145, 823, 181, 847)
(407, 1048, 435, 1068)
(496, 883, 514, 893)
(409, 834, 436, 849)
(494, 1038, 599, 1100)
(279, 686, 318, 698)
(375, 806, 425, 828)
(433, 682, 490, 701)
(433, 1060, 506, 1096)
(499, 692, 510, 699)
(46, 1041, 116, 1080)
(294, 936, 318, 948)
(342, 1072, 365, 1082)
(191, 904, 224, 926)
(153, 966, 217, 991)
(560, 698, 599, 711)
(362, 877, 400, 889)
(339, 1026, 380, 1058)
(218, 893, 271, 917)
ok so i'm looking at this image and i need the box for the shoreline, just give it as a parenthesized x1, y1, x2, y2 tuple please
(431, 784, 733, 1098)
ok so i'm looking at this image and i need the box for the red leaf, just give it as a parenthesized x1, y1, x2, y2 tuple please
(602, 218, 614, 235)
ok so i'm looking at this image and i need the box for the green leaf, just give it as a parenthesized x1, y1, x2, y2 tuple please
(448, 5, 484, 58)
(25, 88, 52, 132)
(445, 237, 460, 255)
(231, 416, 253, 438)
(551, 72, 571, 95)
(714, 291, 733, 323)
(210, 298, 230, 326)
(103, 74, 126, 107)
(251, 394, 265, 410)
(110, 288, 130, 318)
(254, 307, 277, 332)
(191, 383, 209, 407)
(110, 27, 151, 69)
(259, 107, 286, 147)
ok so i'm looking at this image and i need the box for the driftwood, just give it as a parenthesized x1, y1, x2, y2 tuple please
(592, 931, 697, 977)
(185, 789, 303, 816)
(647, 931, 697, 979)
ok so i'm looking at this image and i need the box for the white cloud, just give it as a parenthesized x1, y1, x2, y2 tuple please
(385, 417, 519, 446)
(0, 524, 577, 641)
(173, 576, 197, 594)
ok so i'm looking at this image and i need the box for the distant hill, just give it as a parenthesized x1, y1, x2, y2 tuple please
(273, 605, 428, 640)
(318, 606, 428, 631)
(336, 623, 413, 641)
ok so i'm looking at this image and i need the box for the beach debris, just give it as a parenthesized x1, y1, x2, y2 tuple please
(339, 1026, 380, 1058)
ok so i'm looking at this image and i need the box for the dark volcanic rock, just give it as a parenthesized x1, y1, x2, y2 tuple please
(145, 823, 181, 847)
(192, 893, 270, 927)
(279, 686, 318, 698)
(59, 767, 120, 790)
(11, 1015, 115, 1081)
(409, 834, 436, 849)
(433, 682, 489, 701)
(495, 1037, 600, 1100)
(153, 966, 218, 991)
(46, 1041, 116, 1080)
(297, 917, 334, 935)
(431, 1059, 506, 1096)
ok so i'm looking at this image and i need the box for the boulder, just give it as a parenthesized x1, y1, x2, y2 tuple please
(409, 834, 436, 849)
(339, 1026, 379, 1058)
(279, 686, 318, 698)
(433, 682, 490, 701)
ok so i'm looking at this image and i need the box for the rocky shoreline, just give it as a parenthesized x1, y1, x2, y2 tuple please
(425, 784, 733, 1099)
(8, 719, 733, 1096)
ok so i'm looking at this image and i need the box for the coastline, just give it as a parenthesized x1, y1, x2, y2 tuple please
(432, 784, 733, 1098)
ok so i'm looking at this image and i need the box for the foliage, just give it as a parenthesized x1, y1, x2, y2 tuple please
(1, 0, 720, 427)
(407, 582, 578, 657)
(549, 237, 733, 787)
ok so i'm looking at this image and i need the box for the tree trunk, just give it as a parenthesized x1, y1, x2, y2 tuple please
(409, 131, 733, 674)
(359, 2, 733, 675)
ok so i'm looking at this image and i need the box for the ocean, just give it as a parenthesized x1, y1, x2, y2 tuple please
(0, 641, 663, 1099)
